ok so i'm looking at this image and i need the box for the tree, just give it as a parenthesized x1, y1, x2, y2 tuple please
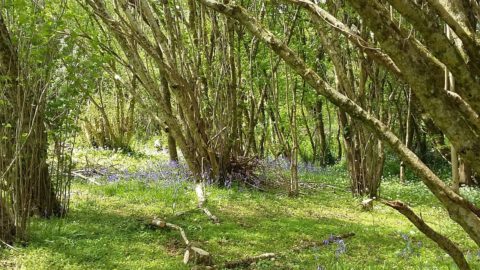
(82, 0, 249, 215)
(198, 0, 480, 268)
(0, 5, 61, 242)
(0, 0, 78, 243)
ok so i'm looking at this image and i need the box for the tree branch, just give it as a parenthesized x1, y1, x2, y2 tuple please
(382, 200, 470, 270)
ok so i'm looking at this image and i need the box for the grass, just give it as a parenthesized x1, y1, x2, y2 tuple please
(1, 148, 480, 269)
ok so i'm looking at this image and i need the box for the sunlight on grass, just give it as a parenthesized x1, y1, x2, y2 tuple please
(2, 151, 480, 269)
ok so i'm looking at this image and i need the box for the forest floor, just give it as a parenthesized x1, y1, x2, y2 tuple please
(2, 147, 480, 269)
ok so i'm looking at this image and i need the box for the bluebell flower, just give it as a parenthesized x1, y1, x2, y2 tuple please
(107, 174, 119, 182)
(335, 239, 346, 257)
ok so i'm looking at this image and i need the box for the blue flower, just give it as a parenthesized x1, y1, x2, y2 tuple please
(335, 239, 346, 257)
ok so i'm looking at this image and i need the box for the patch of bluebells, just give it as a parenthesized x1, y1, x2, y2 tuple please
(322, 234, 347, 257)
(107, 174, 119, 182)
(312, 234, 347, 269)
(224, 177, 233, 189)
(83, 160, 193, 186)
(86, 156, 331, 190)
(262, 157, 291, 171)
(260, 157, 327, 174)
(335, 239, 347, 257)
(398, 232, 422, 258)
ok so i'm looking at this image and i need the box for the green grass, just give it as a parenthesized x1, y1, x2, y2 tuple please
(1, 150, 480, 269)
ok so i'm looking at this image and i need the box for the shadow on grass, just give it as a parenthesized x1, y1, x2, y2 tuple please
(8, 182, 478, 270)
(24, 207, 186, 270)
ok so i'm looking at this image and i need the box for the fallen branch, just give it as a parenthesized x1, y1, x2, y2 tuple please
(195, 183, 220, 224)
(0, 240, 17, 250)
(222, 253, 276, 269)
(151, 218, 213, 266)
(71, 171, 101, 185)
(382, 200, 470, 270)
(173, 208, 219, 224)
(201, 207, 220, 224)
(174, 209, 198, 217)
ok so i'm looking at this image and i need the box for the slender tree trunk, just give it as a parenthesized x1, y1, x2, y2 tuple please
(0, 198, 15, 244)
(314, 99, 330, 166)
(460, 160, 474, 186)
(289, 81, 299, 196)
(400, 88, 412, 183)
(160, 76, 179, 162)
(444, 25, 461, 193)
(29, 113, 62, 217)
(452, 146, 460, 193)
(336, 112, 343, 161)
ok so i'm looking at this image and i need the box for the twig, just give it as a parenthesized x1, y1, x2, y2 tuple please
(201, 207, 220, 224)
(0, 240, 17, 250)
(71, 171, 101, 185)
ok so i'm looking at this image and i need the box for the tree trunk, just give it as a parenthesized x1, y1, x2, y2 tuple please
(160, 75, 179, 163)
(0, 198, 15, 244)
(314, 99, 331, 166)
(29, 114, 62, 217)
(289, 80, 299, 196)
(0, 12, 61, 243)
(460, 160, 474, 186)
(452, 146, 460, 193)
(400, 88, 413, 183)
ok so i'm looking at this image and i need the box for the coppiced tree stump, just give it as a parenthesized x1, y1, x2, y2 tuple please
(183, 246, 213, 266)
(361, 198, 374, 211)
